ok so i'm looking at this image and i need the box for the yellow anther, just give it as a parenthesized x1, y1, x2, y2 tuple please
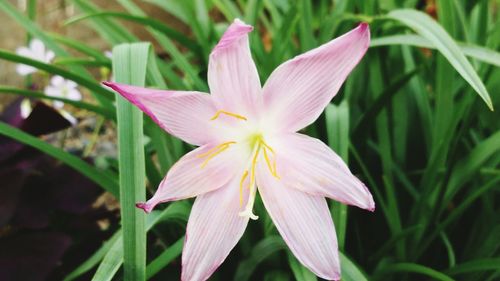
(197, 141, 236, 168)
(239, 170, 249, 206)
(197, 141, 236, 158)
(210, 110, 247, 121)
(262, 146, 280, 179)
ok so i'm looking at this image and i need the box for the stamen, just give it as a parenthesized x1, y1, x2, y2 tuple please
(261, 140, 280, 178)
(210, 110, 247, 121)
(262, 147, 279, 178)
(196, 141, 235, 158)
(197, 141, 236, 168)
(239, 170, 248, 206)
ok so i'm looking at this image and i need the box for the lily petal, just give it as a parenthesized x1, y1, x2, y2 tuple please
(208, 19, 262, 117)
(182, 176, 249, 281)
(263, 23, 370, 132)
(271, 133, 374, 211)
(104, 82, 217, 146)
(257, 163, 340, 280)
(136, 143, 248, 213)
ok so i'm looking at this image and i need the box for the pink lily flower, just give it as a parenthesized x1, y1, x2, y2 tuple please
(104, 19, 374, 281)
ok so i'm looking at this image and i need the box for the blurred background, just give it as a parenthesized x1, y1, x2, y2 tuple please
(0, 0, 499, 281)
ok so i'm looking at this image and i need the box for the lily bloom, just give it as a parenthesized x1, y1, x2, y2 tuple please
(15, 38, 55, 76)
(104, 19, 374, 281)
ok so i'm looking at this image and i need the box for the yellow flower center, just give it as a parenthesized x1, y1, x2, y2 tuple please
(196, 110, 280, 220)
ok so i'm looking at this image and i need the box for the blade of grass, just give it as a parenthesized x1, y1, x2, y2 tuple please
(0, 0, 112, 107)
(377, 263, 455, 281)
(388, 9, 493, 110)
(64, 231, 122, 281)
(113, 43, 149, 281)
(370, 34, 500, 67)
(446, 259, 500, 276)
(115, 0, 208, 91)
(340, 252, 369, 281)
(91, 202, 189, 281)
(0, 86, 114, 119)
(0, 49, 114, 100)
(146, 237, 184, 279)
(64, 12, 201, 55)
(234, 236, 287, 281)
(325, 101, 349, 250)
(0, 121, 118, 196)
(287, 252, 317, 281)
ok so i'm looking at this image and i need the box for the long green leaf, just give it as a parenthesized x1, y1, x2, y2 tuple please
(0, 86, 114, 119)
(325, 102, 349, 250)
(0, 49, 114, 100)
(91, 202, 189, 281)
(388, 9, 493, 110)
(0, 121, 118, 196)
(371, 34, 500, 67)
(146, 237, 184, 279)
(113, 43, 149, 281)
(339, 253, 369, 281)
(378, 263, 455, 281)
(64, 12, 201, 55)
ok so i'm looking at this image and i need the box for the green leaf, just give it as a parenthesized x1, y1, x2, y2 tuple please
(0, 86, 114, 119)
(371, 34, 500, 67)
(64, 12, 201, 55)
(234, 236, 287, 281)
(288, 252, 317, 281)
(446, 258, 500, 276)
(352, 68, 420, 138)
(325, 101, 349, 250)
(388, 9, 493, 110)
(339, 252, 369, 281)
(113, 43, 149, 281)
(49, 33, 109, 61)
(445, 130, 500, 203)
(146, 237, 184, 279)
(0, 0, 112, 107)
(0, 121, 118, 197)
(378, 263, 455, 281)
(0, 49, 114, 101)
(64, 231, 122, 281)
(90, 202, 189, 281)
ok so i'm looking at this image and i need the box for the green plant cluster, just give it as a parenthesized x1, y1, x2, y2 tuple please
(0, 0, 499, 280)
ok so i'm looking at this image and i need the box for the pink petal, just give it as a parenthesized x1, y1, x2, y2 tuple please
(270, 133, 374, 211)
(136, 143, 249, 213)
(257, 163, 340, 280)
(262, 23, 370, 132)
(182, 176, 249, 281)
(104, 82, 217, 146)
(208, 19, 262, 118)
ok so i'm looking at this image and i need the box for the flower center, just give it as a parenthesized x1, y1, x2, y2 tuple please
(197, 110, 279, 220)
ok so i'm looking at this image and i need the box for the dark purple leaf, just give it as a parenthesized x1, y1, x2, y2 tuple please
(0, 232, 71, 281)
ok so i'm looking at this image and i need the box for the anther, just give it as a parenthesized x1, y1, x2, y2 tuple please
(210, 110, 247, 121)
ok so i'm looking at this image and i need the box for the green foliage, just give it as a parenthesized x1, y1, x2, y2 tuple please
(0, 0, 498, 280)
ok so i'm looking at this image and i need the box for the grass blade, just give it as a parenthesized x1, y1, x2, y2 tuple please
(325, 101, 349, 250)
(113, 43, 149, 281)
(0, 49, 114, 100)
(0, 86, 114, 119)
(0, 121, 118, 196)
(388, 9, 493, 110)
(371, 34, 500, 67)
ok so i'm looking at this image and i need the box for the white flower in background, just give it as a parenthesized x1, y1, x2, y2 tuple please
(44, 76, 82, 109)
(104, 50, 112, 59)
(20, 99, 32, 119)
(15, 38, 55, 76)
